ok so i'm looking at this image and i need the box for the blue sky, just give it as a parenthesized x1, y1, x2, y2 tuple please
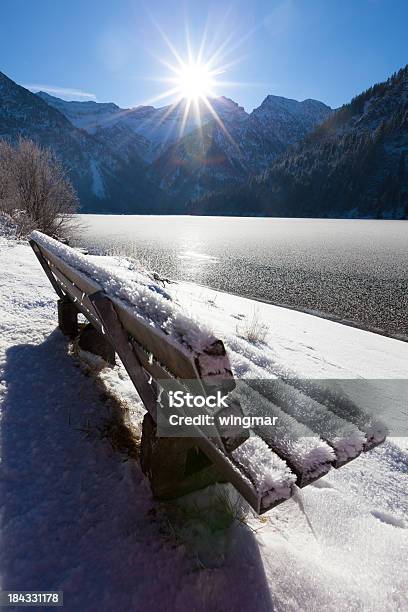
(1, 0, 407, 111)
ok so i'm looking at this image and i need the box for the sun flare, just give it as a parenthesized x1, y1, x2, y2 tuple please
(147, 19, 245, 141)
(175, 61, 215, 101)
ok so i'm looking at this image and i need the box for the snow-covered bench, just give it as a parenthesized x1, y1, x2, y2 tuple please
(29, 231, 386, 514)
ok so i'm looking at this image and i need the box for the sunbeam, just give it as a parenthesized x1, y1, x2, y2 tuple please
(145, 15, 247, 143)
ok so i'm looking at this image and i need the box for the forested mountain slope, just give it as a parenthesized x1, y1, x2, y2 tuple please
(190, 66, 408, 218)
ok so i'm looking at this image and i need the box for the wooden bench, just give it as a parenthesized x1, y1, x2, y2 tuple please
(29, 231, 386, 514)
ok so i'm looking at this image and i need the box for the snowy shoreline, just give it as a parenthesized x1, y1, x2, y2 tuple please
(1, 234, 407, 611)
(186, 279, 408, 344)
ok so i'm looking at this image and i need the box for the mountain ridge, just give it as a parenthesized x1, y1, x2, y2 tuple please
(29, 79, 332, 208)
(0, 71, 168, 213)
(151, 94, 332, 201)
(3, 67, 405, 217)
(189, 65, 408, 219)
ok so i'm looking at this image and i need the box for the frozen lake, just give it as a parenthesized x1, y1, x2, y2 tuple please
(74, 215, 408, 339)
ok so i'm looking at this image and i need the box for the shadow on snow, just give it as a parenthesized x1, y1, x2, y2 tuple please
(1, 330, 274, 612)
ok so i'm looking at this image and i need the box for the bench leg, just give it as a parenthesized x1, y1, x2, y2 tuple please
(77, 323, 116, 365)
(57, 297, 78, 339)
(140, 413, 227, 500)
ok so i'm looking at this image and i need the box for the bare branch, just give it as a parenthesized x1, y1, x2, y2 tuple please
(0, 137, 79, 240)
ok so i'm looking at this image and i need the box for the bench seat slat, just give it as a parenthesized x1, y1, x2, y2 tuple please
(231, 435, 296, 512)
(250, 380, 366, 467)
(285, 380, 388, 451)
(234, 383, 335, 487)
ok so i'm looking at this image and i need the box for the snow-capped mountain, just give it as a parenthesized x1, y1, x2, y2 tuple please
(250, 95, 333, 144)
(36, 91, 248, 162)
(0, 72, 167, 213)
(1, 69, 332, 212)
(153, 95, 332, 201)
(35, 92, 121, 132)
(34, 85, 331, 206)
(35, 88, 331, 196)
(191, 65, 408, 218)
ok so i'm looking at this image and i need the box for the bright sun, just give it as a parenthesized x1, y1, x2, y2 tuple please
(175, 62, 215, 101)
(149, 22, 242, 138)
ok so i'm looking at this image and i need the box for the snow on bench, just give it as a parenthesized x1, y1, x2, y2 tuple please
(29, 231, 386, 514)
(286, 379, 388, 450)
(249, 380, 367, 466)
(233, 384, 335, 486)
(231, 436, 296, 510)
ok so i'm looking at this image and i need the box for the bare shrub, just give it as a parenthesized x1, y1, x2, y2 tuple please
(236, 307, 270, 344)
(0, 138, 79, 239)
(0, 141, 15, 214)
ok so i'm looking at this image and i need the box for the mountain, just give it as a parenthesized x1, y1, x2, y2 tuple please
(190, 66, 408, 218)
(35, 89, 331, 205)
(3, 69, 368, 214)
(0, 72, 167, 213)
(5, 66, 406, 218)
(153, 96, 332, 203)
(36, 91, 248, 161)
(247, 95, 333, 163)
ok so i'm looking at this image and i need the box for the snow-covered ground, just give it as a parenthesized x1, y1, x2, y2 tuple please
(1, 235, 407, 611)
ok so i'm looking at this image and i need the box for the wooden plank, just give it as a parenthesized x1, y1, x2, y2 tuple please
(47, 256, 190, 383)
(113, 303, 200, 381)
(129, 338, 182, 382)
(250, 380, 365, 468)
(47, 261, 103, 329)
(42, 263, 108, 343)
(29, 240, 65, 299)
(36, 243, 101, 295)
(286, 379, 387, 451)
(193, 435, 262, 513)
(234, 384, 334, 487)
(112, 301, 236, 391)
